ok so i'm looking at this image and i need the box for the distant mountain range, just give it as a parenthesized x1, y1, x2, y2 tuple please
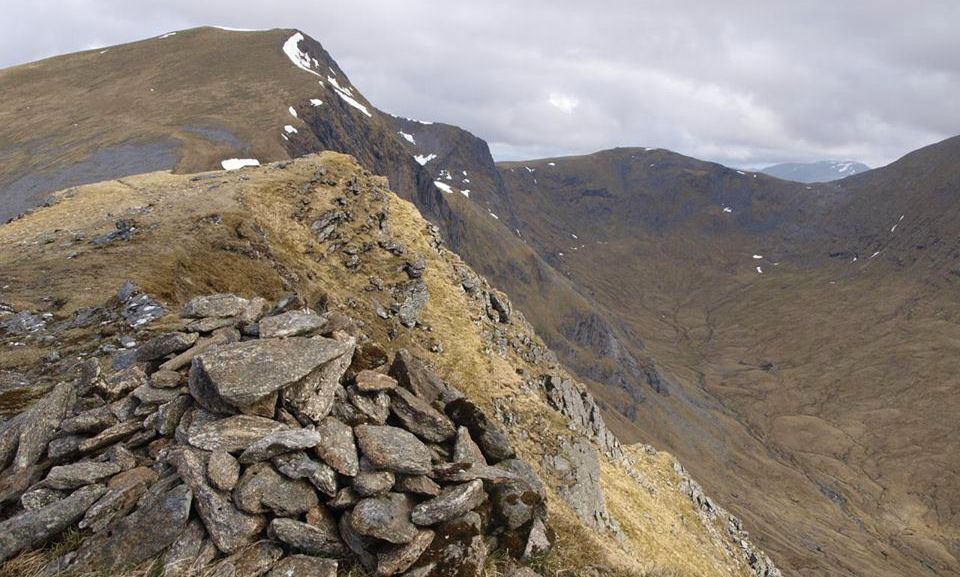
(760, 160, 871, 182)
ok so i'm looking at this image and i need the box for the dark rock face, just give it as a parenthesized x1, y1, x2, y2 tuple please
(0, 291, 552, 577)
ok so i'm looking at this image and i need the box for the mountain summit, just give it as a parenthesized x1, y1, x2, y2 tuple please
(760, 160, 871, 182)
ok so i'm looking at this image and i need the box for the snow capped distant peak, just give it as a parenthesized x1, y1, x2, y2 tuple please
(398, 131, 416, 145)
(282, 33, 323, 78)
(414, 154, 437, 166)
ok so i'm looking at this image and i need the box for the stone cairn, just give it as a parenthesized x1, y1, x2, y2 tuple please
(0, 293, 551, 577)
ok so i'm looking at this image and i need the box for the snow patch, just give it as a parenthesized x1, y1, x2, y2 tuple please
(753, 255, 763, 259)
(414, 154, 437, 166)
(571, 233, 579, 239)
(433, 181, 453, 194)
(284, 125, 298, 134)
(310, 99, 323, 106)
(870, 250, 882, 259)
(158, 32, 177, 39)
(213, 26, 261, 32)
(460, 189, 470, 198)
(548, 162, 556, 166)
(489, 212, 500, 220)
(398, 131, 416, 145)
(736, 170, 746, 175)
(221, 158, 259, 171)
(288, 106, 298, 118)
(756, 266, 763, 274)
(283, 33, 323, 77)
(722, 206, 733, 213)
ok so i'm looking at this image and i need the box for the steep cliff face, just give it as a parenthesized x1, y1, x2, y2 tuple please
(0, 154, 774, 577)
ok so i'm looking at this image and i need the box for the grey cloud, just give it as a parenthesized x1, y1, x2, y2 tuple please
(1, 0, 958, 167)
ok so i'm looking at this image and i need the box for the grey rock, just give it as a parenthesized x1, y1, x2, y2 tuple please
(351, 493, 418, 544)
(46, 435, 84, 461)
(269, 517, 350, 557)
(234, 462, 319, 516)
(187, 415, 288, 452)
(349, 387, 391, 424)
(420, 511, 487, 577)
(487, 290, 512, 323)
(400, 562, 437, 577)
(79, 466, 159, 532)
(239, 428, 323, 464)
(543, 439, 622, 538)
(209, 540, 283, 577)
(266, 555, 338, 577)
(339, 512, 377, 571)
(0, 483, 105, 563)
(395, 279, 429, 327)
(394, 475, 441, 497)
(132, 382, 183, 404)
(282, 337, 354, 424)
(328, 487, 360, 510)
(45, 460, 122, 489)
(137, 332, 199, 362)
(168, 448, 266, 553)
(118, 283, 167, 328)
(20, 487, 65, 511)
(161, 518, 206, 577)
(453, 426, 487, 465)
(355, 425, 432, 475)
(67, 484, 192, 573)
(432, 462, 519, 485)
(207, 450, 241, 491)
(259, 310, 327, 338)
(389, 387, 456, 443)
(389, 349, 458, 405)
(272, 451, 338, 496)
(314, 416, 358, 476)
(352, 470, 395, 497)
(161, 327, 239, 372)
(60, 405, 117, 435)
(14, 381, 75, 469)
(182, 294, 250, 318)
(151, 369, 184, 388)
(0, 463, 45, 506)
(77, 419, 142, 453)
(193, 337, 352, 409)
(355, 370, 397, 392)
(522, 518, 552, 560)
(95, 365, 146, 400)
(544, 376, 623, 459)
(445, 398, 515, 462)
(377, 529, 435, 576)
(412, 479, 486, 526)
(155, 395, 193, 436)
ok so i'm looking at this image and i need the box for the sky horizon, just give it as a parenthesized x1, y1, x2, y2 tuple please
(1, 1, 958, 168)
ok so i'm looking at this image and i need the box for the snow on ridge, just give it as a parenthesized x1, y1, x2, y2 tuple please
(158, 32, 177, 39)
(282, 33, 323, 78)
(221, 158, 259, 170)
(414, 154, 437, 166)
(323, 75, 371, 117)
(390, 114, 434, 125)
(434, 181, 453, 194)
(398, 131, 416, 145)
(214, 26, 262, 32)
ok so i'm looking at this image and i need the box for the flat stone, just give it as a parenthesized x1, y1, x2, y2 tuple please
(412, 480, 486, 526)
(352, 470, 395, 497)
(234, 462, 318, 516)
(348, 387, 390, 424)
(45, 460, 122, 490)
(328, 487, 359, 510)
(355, 370, 397, 392)
(418, 511, 486, 577)
(162, 518, 206, 577)
(194, 337, 352, 409)
(522, 518, 552, 560)
(14, 381, 75, 469)
(394, 475, 441, 497)
(239, 428, 323, 464)
(389, 387, 456, 443)
(187, 415, 288, 452)
(20, 487, 65, 511)
(66, 484, 192, 573)
(259, 310, 327, 338)
(355, 425, 432, 475)
(137, 332, 199, 362)
(269, 517, 350, 557)
(46, 435, 84, 462)
(0, 464, 46, 506)
(453, 426, 487, 465)
(339, 512, 377, 571)
(208, 451, 241, 491)
(445, 398, 515, 463)
(273, 451, 338, 496)
(151, 369, 184, 388)
(168, 448, 266, 553)
(265, 555, 338, 577)
(432, 462, 520, 485)
(60, 405, 117, 435)
(209, 540, 283, 577)
(351, 493, 418, 544)
(182, 294, 250, 318)
(133, 383, 183, 404)
(155, 395, 193, 436)
(0, 483, 105, 563)
(77, 419, 142, 453)
(80, 466, 159, 532)
(389, 349, 457, 405)
(282, 338, 354, 424)
(314, 416, 358, 476)
(95, 365, 147, 400)
(161, 327, 239, 372)
(377, 529, 435, 577)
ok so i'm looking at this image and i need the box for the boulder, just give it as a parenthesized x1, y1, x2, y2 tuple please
(137, 332, 199, 362)
(445, 398, 515, 462)
(45, 461, 122, 490)
(453, 426, 487, 465)
(389, 387, 456, 443)
(394, 475, 441, 497)
(339, 513, 377, 571)
(411, 480, 487, 526)
(272, 451, 338, 496)
(65, 484, 192, 573)
(352, 470, 395, 497)
(282, 338, 354, 424)
(377, 529, 435, 576)
(314, 416, 358, 476)
(348, 387, 391, 424)
(266, 555, 338, 577)
(269, 517, 350, 557)
(77, 419, 142, 453)
(208, 451, 241, 491)
(543, 439, 621, 538)
(155, 395, 193, 436)
(0, 483, 106, 563)
(522, 518, 553, 560)
(79, 466, 159, 532)
(187, 415, 288, 453)
(418, 511, 487, 577)
(60, 405, 117, 435)
(192, 337, 352, 409)
(354, 425, 432, 475)
(395, 279, 429, 327)
(209, 540, 284, 577)
(182, 294, 250, 318)
(234, 462, 319, 516)
(389, 349, 456, 405)
(14, 381, 75, 469)
(162, 518, 206, 577)
(239, 428, 324, 464)
(355, 370, 397, 392)
(351, 493, 418, 544)
(259, 310, 327, 338)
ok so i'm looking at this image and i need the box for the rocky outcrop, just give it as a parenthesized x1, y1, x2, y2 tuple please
(0, 290, 552, 576)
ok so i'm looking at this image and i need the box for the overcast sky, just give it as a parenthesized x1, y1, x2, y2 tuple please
(2, 0, 958, 167)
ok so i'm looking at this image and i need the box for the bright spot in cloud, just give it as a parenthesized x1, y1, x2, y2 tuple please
(548, 93, 579, 114)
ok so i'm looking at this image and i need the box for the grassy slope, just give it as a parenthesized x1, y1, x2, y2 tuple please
(0, 154, 758, 577)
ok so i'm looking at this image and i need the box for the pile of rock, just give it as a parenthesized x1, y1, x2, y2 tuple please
(0, 292, 551, 577)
